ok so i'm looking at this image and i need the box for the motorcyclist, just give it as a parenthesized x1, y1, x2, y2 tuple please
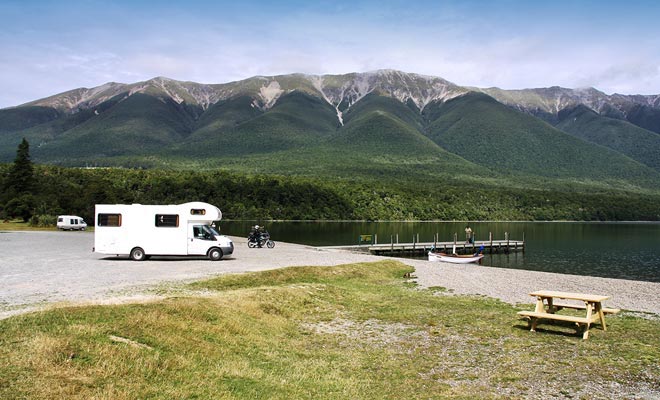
(248, 225, 265, 247)
(247, 224, 274, 249)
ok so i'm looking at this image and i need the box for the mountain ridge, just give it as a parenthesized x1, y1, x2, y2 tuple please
(1, 70, 660, 195)
(15, 70, 660, 118)
(16, 70, 470, 129)
(11, 69, 660, 137)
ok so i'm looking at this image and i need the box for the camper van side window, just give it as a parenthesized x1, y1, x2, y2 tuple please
(155, 214, 179, 227)
(190, 209, 206, 215)
(98, 213, 121, 227)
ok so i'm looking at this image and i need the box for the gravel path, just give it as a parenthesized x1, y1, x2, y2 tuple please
(1, 231, 659, 319)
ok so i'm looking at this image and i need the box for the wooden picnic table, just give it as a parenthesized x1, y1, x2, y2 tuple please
(517, 290, 620, 339)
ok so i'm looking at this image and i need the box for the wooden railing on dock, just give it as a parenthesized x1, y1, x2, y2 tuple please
(319, 236, 525, 257)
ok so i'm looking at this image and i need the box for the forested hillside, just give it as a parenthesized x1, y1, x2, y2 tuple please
(1, 164, 659, 224)
(555, 105, 660, 172)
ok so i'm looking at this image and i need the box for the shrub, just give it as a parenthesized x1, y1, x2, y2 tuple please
(4, 194, 35, 222)
(29, 214, 57, 227)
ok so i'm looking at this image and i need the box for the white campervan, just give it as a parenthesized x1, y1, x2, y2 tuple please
(94, 202, 234, 261)
(57, 215, 87, 230)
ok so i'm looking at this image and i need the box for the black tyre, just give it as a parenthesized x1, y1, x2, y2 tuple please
(248, 241, 257, 248)
(266, 240, 275, 248)
(130, 247, 146, 261)
(208, 247, 223, 261)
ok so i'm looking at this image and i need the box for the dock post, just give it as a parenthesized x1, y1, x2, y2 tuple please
(522, 232, 525, 254)
(396, 234, 399, 244)
(391, 235, 394, 252)
(374, 234, 377, 245)
(489, 232, 493, 254)
(505, 232, 509, 254)
(413, 235, 416, 251)
(434, 233, 437, 248)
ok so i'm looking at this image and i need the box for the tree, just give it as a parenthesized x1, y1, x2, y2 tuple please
(2, 138, 35, 220)
(6, 138, 34, 195)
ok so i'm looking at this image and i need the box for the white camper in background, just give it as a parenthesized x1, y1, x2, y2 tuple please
(94, 202, 234, 261)
(57, 215, 87, 230)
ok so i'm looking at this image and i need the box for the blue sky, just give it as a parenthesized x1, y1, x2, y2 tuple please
(1, 0, 659, 108)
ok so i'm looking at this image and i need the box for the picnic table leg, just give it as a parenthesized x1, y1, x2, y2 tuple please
(535, 297, 545, 313)
(595, 303, 607, 331)
(530, 317, 538, 332)
(582, 302, 593, 340)
(546, 297, 555, 313)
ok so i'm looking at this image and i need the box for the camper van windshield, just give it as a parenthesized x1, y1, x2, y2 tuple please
(203, 225, 219, 237)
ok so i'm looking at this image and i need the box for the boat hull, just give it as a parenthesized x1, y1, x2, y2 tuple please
(428, 252, 484, 264)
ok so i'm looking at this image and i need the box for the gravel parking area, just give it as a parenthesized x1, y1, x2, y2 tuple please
(1, 231, 659, 319)
(0, 231, 379, 319)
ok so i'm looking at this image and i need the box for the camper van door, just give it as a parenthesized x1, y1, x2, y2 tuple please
(188, 223, 214, 255)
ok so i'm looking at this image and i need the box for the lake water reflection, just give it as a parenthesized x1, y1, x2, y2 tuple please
(220, 221, 660, 283)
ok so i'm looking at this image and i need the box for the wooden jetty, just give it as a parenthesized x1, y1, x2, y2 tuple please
(320, 237, 525, 257)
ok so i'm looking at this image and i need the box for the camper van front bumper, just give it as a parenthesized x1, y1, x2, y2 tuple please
(222, 242, 234, 256)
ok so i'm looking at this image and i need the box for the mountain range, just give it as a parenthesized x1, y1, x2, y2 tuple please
(1, 70, 659, 193)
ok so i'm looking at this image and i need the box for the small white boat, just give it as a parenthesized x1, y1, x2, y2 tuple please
(428, 251, 484, 263)
(428, 244, 485, 263)
(429, 245, 484, 264)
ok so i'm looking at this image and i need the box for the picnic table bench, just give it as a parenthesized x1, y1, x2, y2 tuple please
(517, 290, 620, 339)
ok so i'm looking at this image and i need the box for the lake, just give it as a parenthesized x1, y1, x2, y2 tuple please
(220, 221, 660, 283)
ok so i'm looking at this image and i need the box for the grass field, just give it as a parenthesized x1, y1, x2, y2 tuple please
(1, 261, 658, 399)
(0, 220, 92, 232)
(0, 220, 53, 231)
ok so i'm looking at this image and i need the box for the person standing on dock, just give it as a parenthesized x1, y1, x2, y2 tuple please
(465, 225, 473, 244)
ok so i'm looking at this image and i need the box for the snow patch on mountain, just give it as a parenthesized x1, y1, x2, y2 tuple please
(129, 84, 147, 97)
(310, 76, 347, 125)
(29, 82, 127, 112)
(306, 71, 467, 124)
(181, 84, 219, 110)
(352, 73, 374, 105)
(254, 81, 284, 110)
(152, 78, 184, 104)
(478, 85, 658, 118)
(363, 70, 465, 111)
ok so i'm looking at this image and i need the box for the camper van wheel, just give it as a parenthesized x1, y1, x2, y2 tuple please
(208, 248, 223, 261)
(130, 247, 146, 261)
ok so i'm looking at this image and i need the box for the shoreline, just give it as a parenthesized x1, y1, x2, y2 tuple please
(1, 232, 658, 319)
(402, 257, 660, 316)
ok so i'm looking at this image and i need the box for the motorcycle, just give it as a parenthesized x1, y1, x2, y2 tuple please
(247, 231, 275, 248)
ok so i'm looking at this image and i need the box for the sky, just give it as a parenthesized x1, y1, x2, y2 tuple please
(1, 0, 660, 108)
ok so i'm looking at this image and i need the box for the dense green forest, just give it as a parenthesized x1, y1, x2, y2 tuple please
(2, 162, 659, 225)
